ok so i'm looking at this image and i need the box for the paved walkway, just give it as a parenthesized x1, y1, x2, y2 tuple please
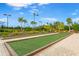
(4, 33, 57, 42)
(34, 33, 79, 56)
(0, 38, 10, 56)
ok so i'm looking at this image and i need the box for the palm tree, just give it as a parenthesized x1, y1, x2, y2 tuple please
(58, 22, 64, 32)
(31, 21, 37, 28)
(18, 17, 24, 30)
(66, 18, 72, 32)
(54, 21, 60, 30)
(3, 14, 11, 28)
(22, 19, 27, 27)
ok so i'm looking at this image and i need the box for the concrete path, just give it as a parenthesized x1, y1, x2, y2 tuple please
(34, 33, 79, 56)
(0, 38, 10, 56)
(4, 33, 57, 42)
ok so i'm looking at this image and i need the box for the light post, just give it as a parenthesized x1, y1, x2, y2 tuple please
(3, 14, 11, 28)
(33, 11, 39, 22)
(32, 11, 39, 28)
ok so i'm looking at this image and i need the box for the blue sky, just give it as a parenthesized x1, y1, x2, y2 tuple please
(0, 3, 79, 27)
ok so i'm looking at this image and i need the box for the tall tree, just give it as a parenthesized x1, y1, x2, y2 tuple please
(58, 22, 64, 31)
(18, 17, 26, 31)
(43, 25, 51, 32)
(31, 21, 37, 28)
(54, 21, 64, 32)
(54, 21, 60, 30)
(22, 19, 27, 27)
(66, 18, 72, 32)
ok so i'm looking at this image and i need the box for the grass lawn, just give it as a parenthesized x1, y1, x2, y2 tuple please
(8, 32, 70, 56)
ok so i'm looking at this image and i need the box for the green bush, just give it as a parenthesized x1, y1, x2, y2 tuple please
(64, 26, 69, 30)
(25, 27, 32, 31)
(1, 32, 10, 37)
(72, 23, 79, 32)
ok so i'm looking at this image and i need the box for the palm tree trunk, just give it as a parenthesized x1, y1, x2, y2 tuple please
(23, 22, 25, 31)
(69, 25, 70, 32)
(21, 23, 23, 31)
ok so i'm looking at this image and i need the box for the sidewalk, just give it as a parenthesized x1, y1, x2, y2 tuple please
(4, 33, 58, 42)
(34, 33, 79, 56)
(0, 39, 10, 56)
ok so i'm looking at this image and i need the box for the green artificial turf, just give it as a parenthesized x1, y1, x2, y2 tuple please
(8, 32, 70, 55)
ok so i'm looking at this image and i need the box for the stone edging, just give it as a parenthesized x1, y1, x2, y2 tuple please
(4, 43, 18, 56)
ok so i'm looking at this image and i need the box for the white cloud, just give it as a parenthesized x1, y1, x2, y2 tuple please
(7, 3, 49, 8)
(72, 9, 79, 16)
(1, 0, 79, 3)
(72, 12, 77, 15)
(0, 18, 7, 22)
(41, 17, 57, 23)
(75, 9, 79, 12)
(38, 3, 49, 6)
(29, 8, 39, 14)
(30, 5, 37, 9)
(14, 7, 21, 10)
(7, 3, 30, 7)
(73, 18, 79, 22)
(19, 12, 24, 15)
(6, 3, 33, 10)
(6, 3, 49, 11)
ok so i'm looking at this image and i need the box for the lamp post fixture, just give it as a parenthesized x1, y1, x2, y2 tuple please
(33, 11, 39, 22)
(3, 14, 11, 28)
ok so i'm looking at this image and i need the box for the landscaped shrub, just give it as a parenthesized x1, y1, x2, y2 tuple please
(9, 32, 19, 36)
(1, 32, 10, 37)
(64, 26, 69, 30)
(25, 27, 32, 31)
(72, 23, 79, 32)
(28, 30, 40, 34)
